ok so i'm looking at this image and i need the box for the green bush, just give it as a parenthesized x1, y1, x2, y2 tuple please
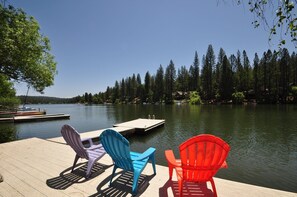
(189, 91, 202, 105)
(232, 92, 245, 104)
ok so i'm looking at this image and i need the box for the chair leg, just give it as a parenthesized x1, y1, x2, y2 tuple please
(72, 154, 80, 172)
(168, 164, 173, 180)
(132, 171, 141, 195)
(178, 179, 183, 197)
(150, 154, 156, 175)
(210, 178, 218, 197)
(109, 165, 117, 185)
(86, 158, 96, 178)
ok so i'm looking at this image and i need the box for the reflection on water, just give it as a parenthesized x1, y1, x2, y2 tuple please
(0, 104, 297, 193)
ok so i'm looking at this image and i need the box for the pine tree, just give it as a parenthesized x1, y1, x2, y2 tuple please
(120, 78, 125, 102)
(270, 51, 279, 102)
(84, 92, 88, 103)
(144, 71, 151, 103)
(201, 45, 215, 100)
(219, 56, 233, 101)
(290, 52, 297, 86)
(131, 74, 137, 100)
(189, 51, 200, 91)
(253, 53, 260, 98)
(125, 77, 131, 102)
(177, 65, 189, 93)
(279, 48, 291, 101)
(164, 60, 176, 104)
(136, 74, 143, 101)
(229, 54, 237, 92)
(88, 93, 93, 104)
(235, 50, 244, 92)
(113, 81, 119, 102)
(242, 50, 252, 92)
(215, 48, 226, 98)
(105, 87, 111, 102)
(265, 50, 273, 97)
(154, 65, 164, 103)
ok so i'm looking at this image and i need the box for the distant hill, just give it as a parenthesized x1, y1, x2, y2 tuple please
(18, 95, 76, 104)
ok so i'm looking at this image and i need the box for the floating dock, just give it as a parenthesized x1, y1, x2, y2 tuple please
(0, 114, 70, 123)
(114, 118, 165, 133)
(48, 118, 165, 144)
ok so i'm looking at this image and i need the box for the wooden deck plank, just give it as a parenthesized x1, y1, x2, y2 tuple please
(0, 182, 23, 197)
(0, 156, 66, 196)
(0, 164, 45, 196)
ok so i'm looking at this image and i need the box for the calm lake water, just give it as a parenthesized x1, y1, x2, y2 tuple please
(1, 104, 297, 193)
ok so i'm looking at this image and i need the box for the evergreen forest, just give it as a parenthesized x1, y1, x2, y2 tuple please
(78, 45, 297, 105)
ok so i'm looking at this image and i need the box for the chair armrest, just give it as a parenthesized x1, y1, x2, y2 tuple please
(86, 143, 104, 151)
(220, 160, 228, 168)
(133, 147, 156, 161)
(81, 137, 94, 147)
(165, 150, 181, 167)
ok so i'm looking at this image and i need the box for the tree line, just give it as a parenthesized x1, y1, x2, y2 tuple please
(17, 96, 75, 104)
(79, 45, 297, 105)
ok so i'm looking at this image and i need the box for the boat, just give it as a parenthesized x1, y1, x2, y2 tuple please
(16, 86, 47, 116)
(18, 106, 36, 111)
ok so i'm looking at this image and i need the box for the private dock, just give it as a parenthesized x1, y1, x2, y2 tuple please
(0, 114, 70, 123)
(0, 119, 296, 196)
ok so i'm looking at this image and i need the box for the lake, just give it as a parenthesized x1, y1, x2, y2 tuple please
(1, 104, 297, 193)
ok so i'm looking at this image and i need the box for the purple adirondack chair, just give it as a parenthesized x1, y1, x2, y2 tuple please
(61, 124, 106, 178)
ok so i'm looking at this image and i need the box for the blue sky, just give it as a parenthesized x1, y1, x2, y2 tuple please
(10, 0, 296, 98)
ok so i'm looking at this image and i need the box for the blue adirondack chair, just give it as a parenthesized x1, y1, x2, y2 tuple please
(61, 124, 106, 178)
(99, 129, 156, 195)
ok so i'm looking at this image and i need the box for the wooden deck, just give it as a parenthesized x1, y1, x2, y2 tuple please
(0, 114, 70, 123)
(0, 137, 296, 197)
(14, 114, 70, 123)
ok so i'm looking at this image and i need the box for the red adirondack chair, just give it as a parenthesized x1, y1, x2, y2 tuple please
(165, 134, 230, 197)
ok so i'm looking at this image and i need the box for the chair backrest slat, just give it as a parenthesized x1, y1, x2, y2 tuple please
(61, 124, 89, 159)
